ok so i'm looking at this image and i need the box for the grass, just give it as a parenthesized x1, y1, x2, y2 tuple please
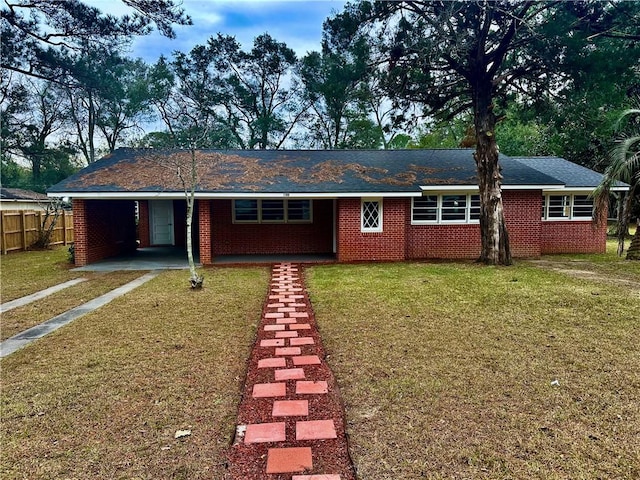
(1, 267, 269, 479)
(307, 261, 640, 479)
(1, 271, 148, 341)
(2, 245, 638, 479)
(0, 246, 80, 302)
(535, 239, 640, 285)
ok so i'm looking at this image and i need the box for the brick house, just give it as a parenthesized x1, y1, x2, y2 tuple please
(47, 148, 623, 267)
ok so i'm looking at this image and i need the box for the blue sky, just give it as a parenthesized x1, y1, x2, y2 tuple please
(86, 0, 348, 61)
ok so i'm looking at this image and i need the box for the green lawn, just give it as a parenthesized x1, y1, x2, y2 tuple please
(2, 245, 638, 479)
(0, 246, 80, 302)
(307, 260, 640, 479)
(1, 268, 269, 480)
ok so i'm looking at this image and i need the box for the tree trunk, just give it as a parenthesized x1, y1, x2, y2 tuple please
(187, 149, 203, 288)
(473, 84, 512, 265)
(627, 219, 640, 260)
(185, 195, 199, 282)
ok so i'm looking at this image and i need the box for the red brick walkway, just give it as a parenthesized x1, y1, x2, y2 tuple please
(228, 263, 355, 480)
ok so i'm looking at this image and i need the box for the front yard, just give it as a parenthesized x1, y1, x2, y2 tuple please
(1, 266, 269, 479)
(307, 258, 639, 479)
(1, 245, 638, 479)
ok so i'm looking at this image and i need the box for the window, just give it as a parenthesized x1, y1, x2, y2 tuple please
(547, 195, 570, 218)
(233, 199, 312, 223)
(470, 195, 481, 220)
(542, 194, 593, 220)
(287, 199, 312, 222)
(361, 199, 382, 232)
(413, 196, 437, 222)
(572, 195, 593, 218)
(234, 199, 258, 222)
(412, 193, 481, 224)
(261, 200, 285, 222)
(441, 194, 467, 221)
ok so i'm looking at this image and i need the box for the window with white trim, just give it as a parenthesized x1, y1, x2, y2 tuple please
(361, 198, 382, 232)
(542, 194, 593, 220)
(233, 199, 312, 223)
(412, 194, 481, 224)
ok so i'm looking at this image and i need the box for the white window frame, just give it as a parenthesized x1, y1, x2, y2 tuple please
(361, 198, 383, 232)
(542, 193, 594, 221)
(232, 199, 313, 224)
(412, 193, 481, 225)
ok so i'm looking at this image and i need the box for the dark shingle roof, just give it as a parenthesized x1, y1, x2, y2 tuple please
(1, 187, 50, 201)
(48, 148, 593, 196)
(512, 157, 610, 188)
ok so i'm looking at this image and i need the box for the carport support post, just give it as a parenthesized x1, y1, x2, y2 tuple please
(72, 199, 88, 266)
(198, 200, 212, 265)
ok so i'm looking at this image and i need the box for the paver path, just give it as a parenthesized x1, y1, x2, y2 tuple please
(228, 263, 355, 480)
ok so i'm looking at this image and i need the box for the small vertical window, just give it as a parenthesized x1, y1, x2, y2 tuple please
(362, 199, 382, 232)
(572, 195, 593, 218)
(470, 195, 481, 220)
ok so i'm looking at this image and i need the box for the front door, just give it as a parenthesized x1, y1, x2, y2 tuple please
(150, 200, 175, 245)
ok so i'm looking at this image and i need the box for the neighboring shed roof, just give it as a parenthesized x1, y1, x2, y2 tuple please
(49, 148, 569, 197)
(1, 187, 50, 201)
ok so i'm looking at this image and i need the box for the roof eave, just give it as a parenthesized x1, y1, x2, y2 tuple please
(47, 190, 423, 200)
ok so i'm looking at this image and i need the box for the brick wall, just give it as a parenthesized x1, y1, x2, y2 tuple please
(336, 198, 406, 262)
(407, 223, 481, 259)
(407, 191, 542, 260)
(138, 200, 150, 247)
(541, 220, 606, 254)
(199, 200, 212, 265)
(210, 199, 334, 256)
(503, 190, 542, 258)
(72, 199, 137, 266)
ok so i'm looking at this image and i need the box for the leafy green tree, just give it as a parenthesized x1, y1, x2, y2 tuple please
(299, 39, 371, 149)
(171, 33, 307, 150)
(0, 154, 30, 189)
(408, 117, 471, 149)
(521, 2, 640, 170)
(0, 77, 78, 191)
(495, 106, 550, 157)
(326, 0, 638, 264)
(64, 47, 154, 163)
(327, 1, 569, 264)
(1, 0, 190, 82)
(145, 56, 239, 149)
(595, 108, 640, 259)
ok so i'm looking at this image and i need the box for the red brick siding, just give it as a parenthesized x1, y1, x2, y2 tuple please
(210, 199, 334, 256)
(407, 191, 542, 260)
(541, 221, 606, 254)
(138, 200, 150, 247)
(72, 199, 137, 266)
(336, 198, 406, 262)
(199, 200, 212, 265)
(407, 223, 481, 259)
(503, 190, 542, 258)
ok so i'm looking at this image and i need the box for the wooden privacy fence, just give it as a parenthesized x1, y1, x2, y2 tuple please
(0, 210, 74, 254)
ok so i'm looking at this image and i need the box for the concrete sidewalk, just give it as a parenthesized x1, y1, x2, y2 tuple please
(0, 278, 87, 313)
(0, 272, 158, 358)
